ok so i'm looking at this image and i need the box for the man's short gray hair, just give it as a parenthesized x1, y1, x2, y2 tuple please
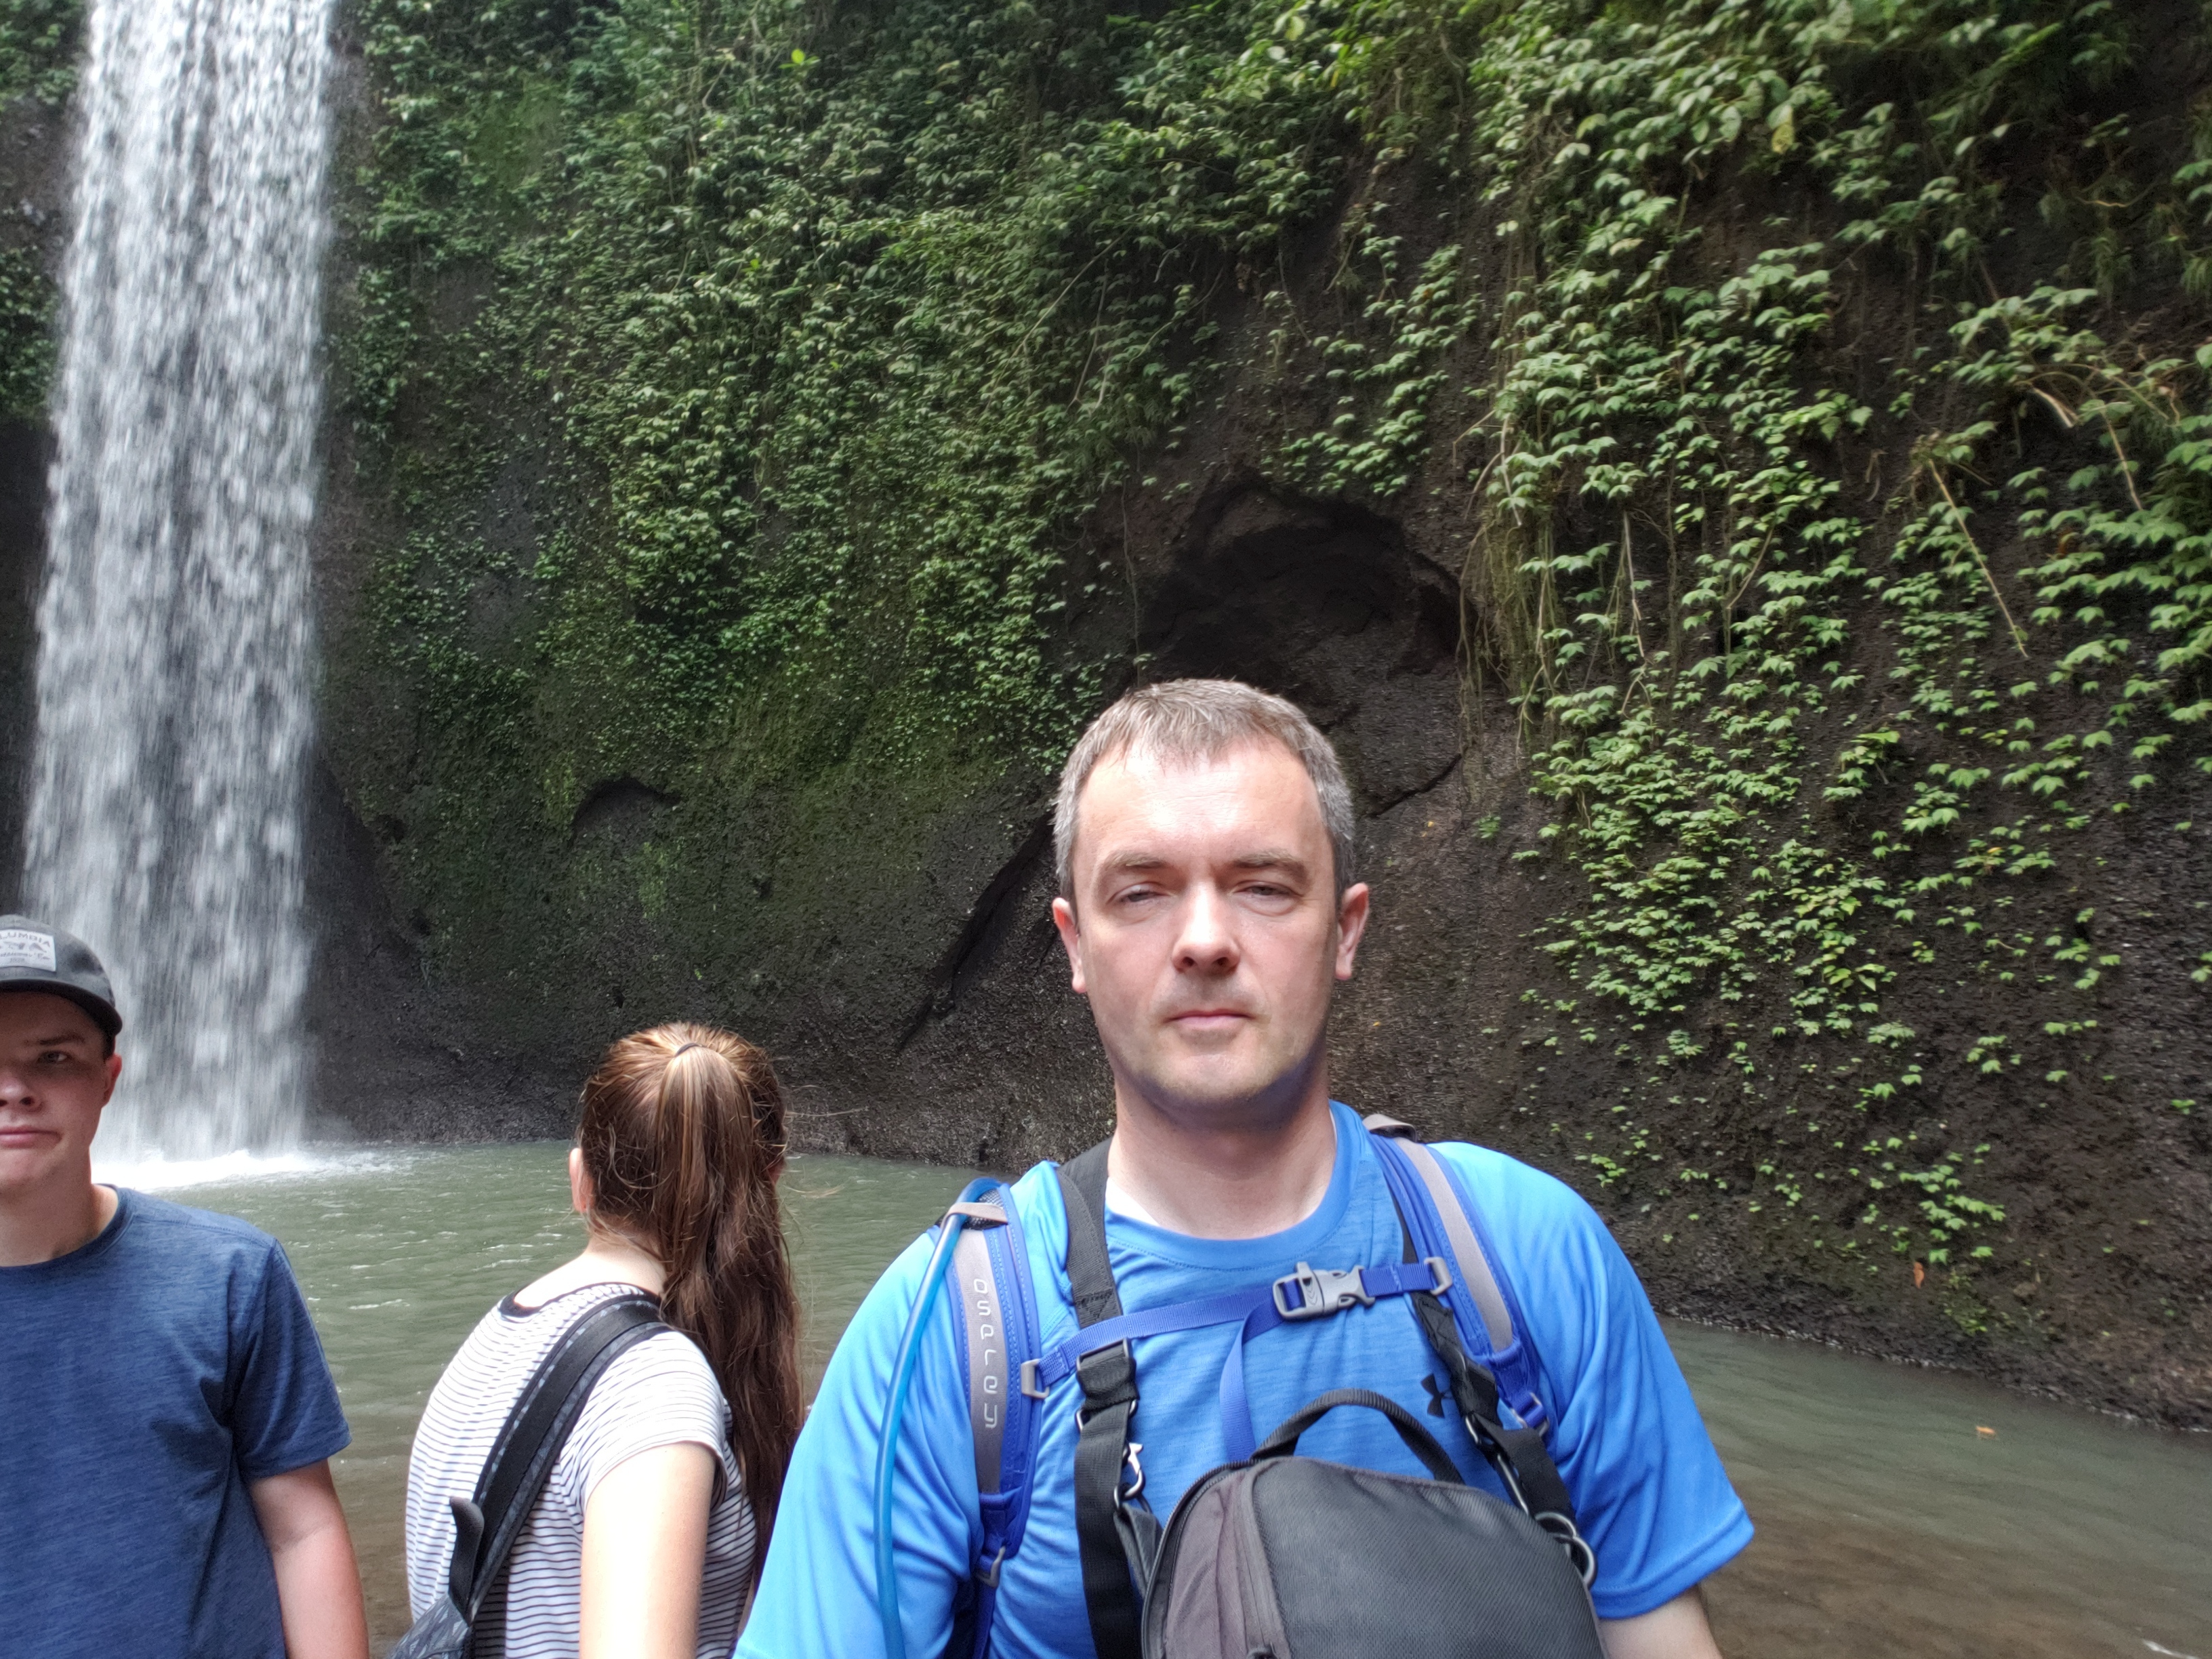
(1053, 678, 1357, 899)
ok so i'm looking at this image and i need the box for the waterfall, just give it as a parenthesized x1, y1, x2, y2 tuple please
(22, 0, 337, 1164)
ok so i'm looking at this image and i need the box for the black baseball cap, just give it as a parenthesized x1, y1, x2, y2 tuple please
(0, 914, 123, 1038)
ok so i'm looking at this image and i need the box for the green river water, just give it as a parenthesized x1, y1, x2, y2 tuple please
(163, 1143, 2209, 1658)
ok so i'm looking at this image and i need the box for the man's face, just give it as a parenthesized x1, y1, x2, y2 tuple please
(0, 993, 119, 1197)
(1052, 739, 1368, 1128)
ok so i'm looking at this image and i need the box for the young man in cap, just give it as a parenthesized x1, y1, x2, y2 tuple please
(740, 680, 1746, 1657)
(0, 914, 370, 1659)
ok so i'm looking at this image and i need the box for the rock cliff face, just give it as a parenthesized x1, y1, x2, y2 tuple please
(305, 356, 2212, 1429)
(1, 1, 2206, 1425)
(303, 0, 2212, 1426)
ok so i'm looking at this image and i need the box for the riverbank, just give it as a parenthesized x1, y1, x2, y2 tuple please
(173, 1143, 2211, 1658)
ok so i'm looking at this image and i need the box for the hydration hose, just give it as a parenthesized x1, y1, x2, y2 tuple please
(875, 1175, 1000, 1659)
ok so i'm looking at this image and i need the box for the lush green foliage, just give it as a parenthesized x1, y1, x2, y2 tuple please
(1286, 0, 2209, 1290)
(0, 0, 77, 422)
(0, 243, 55, 419)
(348, 0, 1357, 786)
(0, 0, 78, 107)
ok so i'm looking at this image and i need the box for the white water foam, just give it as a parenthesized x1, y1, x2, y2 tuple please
(96, 1145, 405, 1193)
(23, 0, 338, 1162)
(96, 1148, 335, 1191)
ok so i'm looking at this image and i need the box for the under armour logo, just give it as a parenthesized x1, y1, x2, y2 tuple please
(1420, 1374, 1446, 1418)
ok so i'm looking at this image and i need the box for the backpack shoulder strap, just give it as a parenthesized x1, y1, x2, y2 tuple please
(1052, 1139, 1149, 1659)
(1055, 1139, 1122, 1326)
(451, 1292, 668, 1625)
(1364, 1115, 1595, 1584)
(944, 1181, 1044, 1658)
(1364, 1112, 1544, 1425)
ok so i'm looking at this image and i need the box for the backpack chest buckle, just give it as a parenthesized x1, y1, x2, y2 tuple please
(1272, 1262, 1375, 1322)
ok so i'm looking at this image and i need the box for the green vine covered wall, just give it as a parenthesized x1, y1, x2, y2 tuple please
(0, 0, 75, 419)
(323, 0, 2209, 1416)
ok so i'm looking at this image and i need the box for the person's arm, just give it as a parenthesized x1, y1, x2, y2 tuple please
(249, 1460, 370, 1659)
(578, 1441, 719, 1659)
(1599, 1585, 1725, 1659)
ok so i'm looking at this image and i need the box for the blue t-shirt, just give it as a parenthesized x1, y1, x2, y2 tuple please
(0, 1187, 352, 1659)
(741, 1103, 1751, 1657)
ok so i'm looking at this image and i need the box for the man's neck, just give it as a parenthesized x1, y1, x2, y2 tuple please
(1105, 1080, 1339, 1240)
(0, 1168, 117, 1267)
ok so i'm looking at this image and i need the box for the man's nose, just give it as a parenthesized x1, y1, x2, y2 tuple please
(0, 1066, 35, 1107)
(1172, 883, 1240, 974)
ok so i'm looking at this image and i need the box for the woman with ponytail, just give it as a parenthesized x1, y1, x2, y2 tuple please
(405, 1024, 802, 1658)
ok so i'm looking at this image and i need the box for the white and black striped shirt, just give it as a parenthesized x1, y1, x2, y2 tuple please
(405, 1281, 756, 1658)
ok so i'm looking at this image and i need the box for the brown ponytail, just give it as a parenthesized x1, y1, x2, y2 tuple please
(577, 1023, 802, 1561)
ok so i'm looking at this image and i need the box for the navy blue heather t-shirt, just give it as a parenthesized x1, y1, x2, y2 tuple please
(0, 1187, 351, 1659)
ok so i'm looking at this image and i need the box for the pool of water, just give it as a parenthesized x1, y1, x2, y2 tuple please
(175, 1143, 2210, 1657)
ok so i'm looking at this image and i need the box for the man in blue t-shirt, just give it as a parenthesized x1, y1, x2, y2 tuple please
(740, 681, 1750, 1658)
(0, 914, 368, 1659)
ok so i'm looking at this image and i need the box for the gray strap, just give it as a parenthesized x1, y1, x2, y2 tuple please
(1057, 1141, 1124, 1328)
(1364, 1112, 1515, 1352)
(456, 1294, 666, 1630)
(951, 1213, 1010, 1494)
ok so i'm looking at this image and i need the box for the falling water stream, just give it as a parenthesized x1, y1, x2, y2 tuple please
(22, 0, 336, 1162)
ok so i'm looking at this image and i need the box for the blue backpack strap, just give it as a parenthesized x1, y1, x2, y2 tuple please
(1027, 1257, 1453, 1462)
(1366, 1115, 1595, 1583)
(1364, 1113, 1549, 1432)
(944, 1183, 1043, 1657)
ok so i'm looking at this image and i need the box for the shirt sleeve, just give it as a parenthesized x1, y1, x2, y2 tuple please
(558, 1330, 734, 1509)
(737, 1231, 979, 1659)
(1433, 1145, 1753, 1620)
(229, 1238, 351, 1481)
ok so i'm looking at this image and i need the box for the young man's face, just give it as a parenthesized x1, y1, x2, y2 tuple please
(0, 992, 120, 1197)
(1053, 739, 1369, 1129)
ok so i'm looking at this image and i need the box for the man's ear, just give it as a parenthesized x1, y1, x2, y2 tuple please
(1051, 896, 1088, 996)
(1333, 882, 1371, 981)
(100, 1050, 121, 1105)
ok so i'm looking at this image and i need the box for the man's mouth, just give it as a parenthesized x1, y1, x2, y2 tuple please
(1168, 1008, 1251, 1031)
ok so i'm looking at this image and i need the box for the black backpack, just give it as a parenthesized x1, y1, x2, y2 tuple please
(390, 1291, 668, 1659)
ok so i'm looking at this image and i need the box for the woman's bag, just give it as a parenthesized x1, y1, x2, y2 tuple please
(1140, 1390, 1606, 1659)
(391, 1292, 668, 1659)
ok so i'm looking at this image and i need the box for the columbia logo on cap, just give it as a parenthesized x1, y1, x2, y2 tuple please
(0, 926, 58, 972)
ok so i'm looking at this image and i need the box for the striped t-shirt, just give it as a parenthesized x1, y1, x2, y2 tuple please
(405, 1281, 756, 1658)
